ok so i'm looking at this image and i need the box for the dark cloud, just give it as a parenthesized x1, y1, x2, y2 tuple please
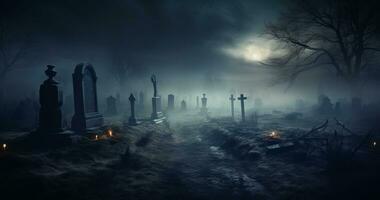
(0, 0, 283, 99)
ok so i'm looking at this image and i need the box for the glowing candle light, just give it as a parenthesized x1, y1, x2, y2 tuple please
(108, 130, 113, 137)
(269, 131, 280, 139)
(373, 141, 377, 147)
(95, 135, 98, 140)
(2, 143, 6, 151)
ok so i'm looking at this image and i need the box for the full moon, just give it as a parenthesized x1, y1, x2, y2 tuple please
(243, 45, 270, 62)
(222, 37, 272, 63)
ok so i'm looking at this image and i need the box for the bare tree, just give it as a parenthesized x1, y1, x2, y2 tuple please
(0, 21, 30, 100)
(0, 21, 29, 80)
(264, 0, 380, 94)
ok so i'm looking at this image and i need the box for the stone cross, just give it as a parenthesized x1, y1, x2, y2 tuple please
(106, 96, 117, 115)
(229, 94, 236, 120)
(201, 93, 208, 114)
(128, 93, 137, 125)
(238, 94, 247, 122)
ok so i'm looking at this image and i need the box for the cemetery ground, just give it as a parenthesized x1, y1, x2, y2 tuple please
(0, 111, 379, 200)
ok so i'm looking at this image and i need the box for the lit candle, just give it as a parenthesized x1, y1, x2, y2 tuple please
(2, 143, 6, 151)
(95, 135, 98, 140)
(373, 141, 377, 147)
(108, 130, 113, 137)
(269, 131, 279, 139)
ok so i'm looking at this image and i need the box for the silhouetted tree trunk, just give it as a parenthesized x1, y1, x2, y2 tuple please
(0, 21, 29, 100)
(264, 0, 380, 97)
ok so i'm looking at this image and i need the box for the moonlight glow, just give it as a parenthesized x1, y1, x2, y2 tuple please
(222, 37, 273, 62)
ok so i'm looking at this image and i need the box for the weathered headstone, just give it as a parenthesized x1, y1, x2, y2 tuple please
(229, 94, 236, 120)
(150, 74, 165, 122)
(128, 93, 138, 125)
(181, 100, 187, 111)
(238, 94, 247, 122)
(200, 93, 208, 115)
(168, 94, 174, 111)
(38, 65, 63, 133)
(106, 96, 117, 115)
(317, 94, 333, 114)
(71, 63, 103, 132)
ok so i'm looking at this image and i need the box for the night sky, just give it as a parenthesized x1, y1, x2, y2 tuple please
(1, 0, 377, 104)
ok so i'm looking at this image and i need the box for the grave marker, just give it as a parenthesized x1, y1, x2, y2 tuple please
(150, 74, 165, 122)
(168, 94, 174, 110)
(71, 63, 103, 132)
(229, 94, 236, 120)
(238, 94, 247, 122)
(128, 93, 138, 125)
(38, 65, 63, 133)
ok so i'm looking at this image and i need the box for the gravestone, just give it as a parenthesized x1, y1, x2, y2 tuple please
(13, 97, 39, 130)
(38, 65, 63, 133)
(128, 93, 138, 125)
(168, 94, 175, 111)
(200, 93, 208, 115)
(317, 94, 333, 114)
(181, 100, 187, 111)
(71, 63, 103, 132)
(238, 94, 247, 122)
(150, 74, 165, 122)
(106, 96, 117, 116)
(229, 94, 236, 120)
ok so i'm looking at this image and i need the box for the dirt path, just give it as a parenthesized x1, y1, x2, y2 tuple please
(154, 120, 268, 200)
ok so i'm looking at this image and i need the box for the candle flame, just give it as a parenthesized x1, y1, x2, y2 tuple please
(95, 135, 98, 140)
(2, 143, 6, 150)
(108, 130, 113, 137)
(374, 141, 377, 147)
(269, 131, 280, 139)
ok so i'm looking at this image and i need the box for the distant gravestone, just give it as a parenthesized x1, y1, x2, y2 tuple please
(12, 97, 39, 129)
(38, 65, 63, 133)
(229, 94, 236, 120)
(200, 93, 208, 115)
(71, 63, 103, 132)
(128, 93, 138, 125)
(106, 96, 117, 116)
(317, 94, 333, 114)
(181, 100, 187, 111)
(238, 94, 247, 122)
(150, 74, 165, 122)
(168, 94, 175, 110)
